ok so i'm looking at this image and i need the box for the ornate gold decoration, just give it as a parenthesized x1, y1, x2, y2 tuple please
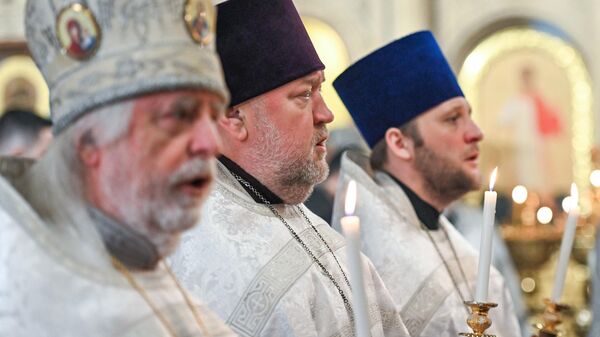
(56, 3, 101, 60)
(533, 299, 569, 337)
(459, 301, 498, 337)
(183, 0, 215, 46)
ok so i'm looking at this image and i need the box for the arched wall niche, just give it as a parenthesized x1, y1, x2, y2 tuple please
(435, 0, 600, 144)
(455, 23, 594, 209)
(446, 14, 591, 73)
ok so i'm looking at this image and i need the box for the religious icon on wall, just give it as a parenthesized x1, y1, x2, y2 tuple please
(184, 0, 215, 46)
(458, 27, 593, 197)
(56, 3, 100, 60)
(495, 63, 565, 195)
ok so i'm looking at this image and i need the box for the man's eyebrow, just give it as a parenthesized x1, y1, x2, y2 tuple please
(441, 104, 470, 117)
(451, 103, 471, 114)
(171, 96, 199, 110)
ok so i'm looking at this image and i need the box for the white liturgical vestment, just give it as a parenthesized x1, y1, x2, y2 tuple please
(0, 158, 236, 337)
(169, 161, 409, 337)
(332, 152, 522, 337)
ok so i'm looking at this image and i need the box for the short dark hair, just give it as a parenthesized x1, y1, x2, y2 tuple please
(369, 118, 423, 171)
(0, 109, 52, 152)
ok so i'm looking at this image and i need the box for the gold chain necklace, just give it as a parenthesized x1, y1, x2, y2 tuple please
(111, 257, 211, 337)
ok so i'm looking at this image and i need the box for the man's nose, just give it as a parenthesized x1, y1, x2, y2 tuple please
(313, 92, 334, 125)
(465, 118, 484, 143)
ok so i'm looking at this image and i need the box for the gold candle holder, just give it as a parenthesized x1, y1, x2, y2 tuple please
(532, 299, 569, 337)
(459, 301, 498, 337)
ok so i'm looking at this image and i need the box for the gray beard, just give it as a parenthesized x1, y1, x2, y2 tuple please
(100, 157, 214, 258)
(252, 115, 329, 204)
(275, 150, 329, 204)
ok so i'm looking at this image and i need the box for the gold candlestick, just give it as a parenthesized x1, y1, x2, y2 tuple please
(459, 301, 498, 337)
(532, 299, 569, 337)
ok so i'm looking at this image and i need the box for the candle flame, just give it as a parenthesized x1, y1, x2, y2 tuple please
(345, 180, 357, 215)
(489, 167, 498, 191)
(571, 183, 579, 207)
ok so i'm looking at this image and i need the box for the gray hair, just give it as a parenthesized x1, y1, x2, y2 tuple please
(16, 100, 134, 265)
(72, 101, 135, 148)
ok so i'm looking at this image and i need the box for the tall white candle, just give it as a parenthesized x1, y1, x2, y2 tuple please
(475, 167, 498, 303)
(340, 180, 369, 337)
(551, 183, 580, 302)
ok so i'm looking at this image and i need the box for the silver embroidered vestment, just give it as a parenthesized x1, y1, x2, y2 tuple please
(0, 158, 236, 337)
(169, 162, 409, 337)
(332, 152, 522, 337)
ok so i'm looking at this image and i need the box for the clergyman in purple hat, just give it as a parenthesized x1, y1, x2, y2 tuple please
(169, 0, 410, 336)
(331, 31, 522, 337)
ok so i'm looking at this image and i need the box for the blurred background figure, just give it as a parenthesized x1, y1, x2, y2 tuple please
(0, 69, 52, 158)
(498, 65, 562, 196)
(0, 109, 52, 158)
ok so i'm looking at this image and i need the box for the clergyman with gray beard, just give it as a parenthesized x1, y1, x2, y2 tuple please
(168, 0, 410, 336)
(0, 0, 237, 336)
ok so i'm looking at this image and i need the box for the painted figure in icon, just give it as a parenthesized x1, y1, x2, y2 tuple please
(66, 19, 96, 57)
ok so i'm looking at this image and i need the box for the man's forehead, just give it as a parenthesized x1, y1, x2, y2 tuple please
(127, 90, 224, 114)
(425, 96, 470, 115)
(135, 89, 221, 102)
(250, 70, 325, 104)
(297, 70, 325, 85)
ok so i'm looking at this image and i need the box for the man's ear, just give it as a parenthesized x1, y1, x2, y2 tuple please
(385, 127, 413, 161)
(218, 106, 248, 141)
(77, 130, 100, 167)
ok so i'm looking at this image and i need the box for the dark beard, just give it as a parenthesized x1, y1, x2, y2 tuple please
(413, 144, 480, 203)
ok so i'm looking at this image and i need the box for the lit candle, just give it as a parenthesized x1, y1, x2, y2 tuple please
(551, 183, 580, 302)
(340, 180, 369, 337)
(475, 167, 498, 303)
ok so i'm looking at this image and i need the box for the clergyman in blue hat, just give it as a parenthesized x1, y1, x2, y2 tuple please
(331, 31, 522, 337)
(0, 0, 237, 336)
(169, 0, 410, 336)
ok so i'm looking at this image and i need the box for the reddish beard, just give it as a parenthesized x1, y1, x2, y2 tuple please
(413, 143, 481, 202)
